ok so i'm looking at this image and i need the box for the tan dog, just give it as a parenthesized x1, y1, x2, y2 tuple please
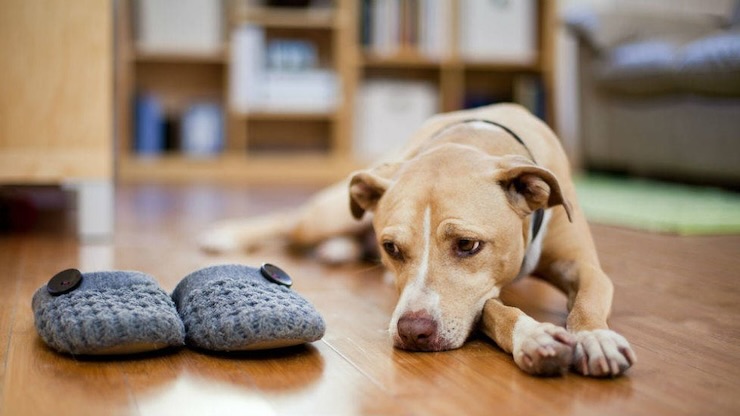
(201, 104, 636, 377)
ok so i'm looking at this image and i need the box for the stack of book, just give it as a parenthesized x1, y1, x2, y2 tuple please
(135, 95, 223, 157)
(360, 0, 537, 64)
(360, 0, 450, 58)
(134, 0, 225, 157)
(230, 25, 338, 113)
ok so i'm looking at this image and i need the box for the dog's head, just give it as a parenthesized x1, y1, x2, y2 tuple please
(349, 143, 571, 351)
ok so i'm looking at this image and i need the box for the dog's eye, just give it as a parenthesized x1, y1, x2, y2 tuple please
(382, 241, 403, 260)
(456, 239, 483, 257)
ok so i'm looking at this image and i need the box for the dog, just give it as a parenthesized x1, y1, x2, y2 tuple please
(200, 104, 636, 377)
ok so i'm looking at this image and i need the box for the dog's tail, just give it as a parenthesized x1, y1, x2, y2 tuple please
(198, 209, 301, 254)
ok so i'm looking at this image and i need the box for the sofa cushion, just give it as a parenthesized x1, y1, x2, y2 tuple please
(596, 30, 740, 96)
(565, 6, 724, 52)
(678, 30, 740, 95)
(598, 40, 680, 94)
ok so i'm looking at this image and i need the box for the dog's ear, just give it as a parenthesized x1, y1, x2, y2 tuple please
(498, 157, 573, 222)
(349, 163, 398, 220)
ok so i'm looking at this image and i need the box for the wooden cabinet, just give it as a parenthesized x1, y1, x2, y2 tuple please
(118, 0, 556, 185)
(0, 0, 114, 239)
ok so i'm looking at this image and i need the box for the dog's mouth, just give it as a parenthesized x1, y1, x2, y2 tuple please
(393, 335, 451, 352)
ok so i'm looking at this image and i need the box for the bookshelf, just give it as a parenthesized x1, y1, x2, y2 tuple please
(117, 0, 556, 184)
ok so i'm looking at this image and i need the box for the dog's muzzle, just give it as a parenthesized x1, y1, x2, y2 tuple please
(394, 310, 443, 351)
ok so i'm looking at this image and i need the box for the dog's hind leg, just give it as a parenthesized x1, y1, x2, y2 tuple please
(287, 180, 372, 247)
(199, 179, 372, 257)
(198, 209, 302, 254)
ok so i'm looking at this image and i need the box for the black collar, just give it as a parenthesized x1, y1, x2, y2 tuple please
(460, 119, 537, 162)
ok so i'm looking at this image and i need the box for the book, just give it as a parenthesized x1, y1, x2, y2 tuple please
(513, 75, 546, 120)
(231, 25, 338, 113)
(181, 103, 224, 157)
(371, 0, 400, 56)
(230, 25, 266, 113)
(134, 94, 164, 155)
(361, 0, 451, 59)
(419, 0, 450, 59)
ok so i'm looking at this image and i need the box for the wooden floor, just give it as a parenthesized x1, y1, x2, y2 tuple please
(1, 183, 739, 416)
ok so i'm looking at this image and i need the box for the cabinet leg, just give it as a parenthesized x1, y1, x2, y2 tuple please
(70, 180, 114, 241)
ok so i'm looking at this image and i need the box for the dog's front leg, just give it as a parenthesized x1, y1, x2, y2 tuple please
(481, 299, 575, 376)
(548, 260, 637, 377)
(536, 208, 637, 377)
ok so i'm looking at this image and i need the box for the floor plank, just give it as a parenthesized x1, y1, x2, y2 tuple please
(1, 183, 739, 416)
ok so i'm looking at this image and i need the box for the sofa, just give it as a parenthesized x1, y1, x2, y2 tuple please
(565, 1, 740, 186)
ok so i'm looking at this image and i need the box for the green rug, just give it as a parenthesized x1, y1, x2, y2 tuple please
(573, 174, 740, 235)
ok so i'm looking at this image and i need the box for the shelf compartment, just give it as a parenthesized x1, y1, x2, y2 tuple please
(118, 0, 556, 185)
(244, 118, 332, 155)
(135, 61, 224, 114)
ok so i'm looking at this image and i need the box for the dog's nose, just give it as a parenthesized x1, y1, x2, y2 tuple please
(397, 312, 438, 351)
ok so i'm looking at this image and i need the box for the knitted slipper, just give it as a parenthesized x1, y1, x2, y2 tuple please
(32, 269, 185, 355)
(172, 264, 326, 351)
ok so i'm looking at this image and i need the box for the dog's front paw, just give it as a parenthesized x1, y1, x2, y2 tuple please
(198, 226, 240, 254)
(573, 329, 636, 377)
(513, 321, 575, 376)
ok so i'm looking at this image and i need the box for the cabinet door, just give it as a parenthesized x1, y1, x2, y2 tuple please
(0, 0, 113, 183)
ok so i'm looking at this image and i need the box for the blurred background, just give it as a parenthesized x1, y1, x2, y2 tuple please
(1, 0, 739, 239)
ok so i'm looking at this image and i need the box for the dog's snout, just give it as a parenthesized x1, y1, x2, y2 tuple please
(397, 312, 438, 351)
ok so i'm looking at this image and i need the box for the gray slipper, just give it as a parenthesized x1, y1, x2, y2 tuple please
(172, 264, 326, 351)
(32, 269, 185, 355)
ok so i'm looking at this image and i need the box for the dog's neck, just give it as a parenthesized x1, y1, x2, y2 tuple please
(518, 209, 550, 280)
